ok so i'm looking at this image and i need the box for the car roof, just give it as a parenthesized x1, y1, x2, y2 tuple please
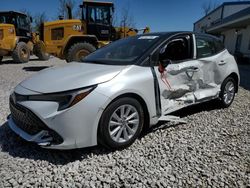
(140, 31, 221, 41)
(141, 31, 190, 36)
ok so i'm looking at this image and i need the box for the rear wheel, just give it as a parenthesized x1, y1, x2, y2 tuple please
(66, 42, 96, 63)
(98, 97, 144, 150)
(219, 77, 236, 108)
(12, 42, 30, 63)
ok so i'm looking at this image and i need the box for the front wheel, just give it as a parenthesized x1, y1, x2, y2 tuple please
(66, 42, 96, 63)
(219, 77, 236, 108)
(98, 97, 144, 150)
(33, 41, 50, 61)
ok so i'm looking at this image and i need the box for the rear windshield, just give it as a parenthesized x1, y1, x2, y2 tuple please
(83, 35, 161, 65)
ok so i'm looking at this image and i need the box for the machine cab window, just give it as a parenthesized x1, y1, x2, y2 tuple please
(0, 14, 11, 24)
(84, 2, 113, 26)
(81, 1, 114, 41)
(16, 15, 30, 30)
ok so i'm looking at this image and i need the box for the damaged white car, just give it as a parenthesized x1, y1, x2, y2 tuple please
(8, 32, 239, 150)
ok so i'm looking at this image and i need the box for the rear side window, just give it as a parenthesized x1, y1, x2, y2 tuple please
(214, 39, 225, 52)
(51, 27, 64, 40)
(196, 35, 225, 59)
(196, 37, 215, 58)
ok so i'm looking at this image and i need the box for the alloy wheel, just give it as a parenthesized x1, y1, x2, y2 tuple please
(223, 80, 235, 105)
(108, 104, 139, 143)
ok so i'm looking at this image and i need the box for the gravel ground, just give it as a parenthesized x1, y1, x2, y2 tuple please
(0, 57, 249, 187)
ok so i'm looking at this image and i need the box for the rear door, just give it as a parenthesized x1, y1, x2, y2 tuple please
(194, 35, 227, 101)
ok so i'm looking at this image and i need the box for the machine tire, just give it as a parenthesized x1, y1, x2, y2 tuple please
(12, 42, 30, 63)
(66, 42, 96, 63)
(0, 56, 3, 63)
(34, 43, 50, 61)
(219, 77, 236, 108)
(98, 97, 144, 150)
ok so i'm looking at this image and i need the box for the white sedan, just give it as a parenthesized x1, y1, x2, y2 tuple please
(8, 32, 240, 150)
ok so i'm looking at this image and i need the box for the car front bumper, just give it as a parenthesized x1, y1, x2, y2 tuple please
(8, 88, 111, 150)
(8, 116, 54, 146)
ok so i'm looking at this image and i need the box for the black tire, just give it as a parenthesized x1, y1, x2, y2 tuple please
(66, 42, 96, 63)
(12, 42, 30, 63)
(98, 97, 144, 150)
(0, 56, 3, 63)
(219, 77, 236, 108)
(34, 43, 50, 61)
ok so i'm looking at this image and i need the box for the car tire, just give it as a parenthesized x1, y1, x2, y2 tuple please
(66, 42, 96, 63)
(219, 77, 236, 108)
(12, 42, 30, 63)
(98, 97, 144, 150)
(0, 56, 3, 63)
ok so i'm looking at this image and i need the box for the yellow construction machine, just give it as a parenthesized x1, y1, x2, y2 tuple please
(0, 11, 49, 63)
(42, 1, 150, 62)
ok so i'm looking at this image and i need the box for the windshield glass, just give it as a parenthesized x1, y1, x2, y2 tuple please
(87, 6, 111, 25)
(83, 35, 160, 65)
(0, 14, 12, 24)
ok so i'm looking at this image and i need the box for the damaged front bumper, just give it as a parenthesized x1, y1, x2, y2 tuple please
(8, 115, 53, 146)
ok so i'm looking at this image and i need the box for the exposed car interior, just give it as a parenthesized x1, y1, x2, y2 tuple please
(160, 35, 192, 62)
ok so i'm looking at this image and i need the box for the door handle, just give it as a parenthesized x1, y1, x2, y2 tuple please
(186, 67, 199, 72)
(218, 60, 227, 65)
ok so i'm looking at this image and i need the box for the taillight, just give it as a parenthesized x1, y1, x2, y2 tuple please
(0, 29, 3, 40)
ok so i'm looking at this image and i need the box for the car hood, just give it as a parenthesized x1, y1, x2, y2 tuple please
(20, 62, 126, 93)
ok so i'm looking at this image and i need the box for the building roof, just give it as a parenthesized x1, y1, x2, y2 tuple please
(207, 6, 250, 33)
(194, 1, 250, 24)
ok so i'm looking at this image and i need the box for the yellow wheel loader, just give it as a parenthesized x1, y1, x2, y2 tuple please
(41, 1, 150, 62)
(0, 11, 49, 63)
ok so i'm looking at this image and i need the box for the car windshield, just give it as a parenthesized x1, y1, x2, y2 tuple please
(83, 35, 161, 65)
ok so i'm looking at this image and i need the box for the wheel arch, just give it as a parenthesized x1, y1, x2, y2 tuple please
(63, 35, 98, 56)
(98, 92, 150, 136)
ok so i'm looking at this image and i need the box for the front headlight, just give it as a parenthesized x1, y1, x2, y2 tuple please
(14, 86, 96, 111)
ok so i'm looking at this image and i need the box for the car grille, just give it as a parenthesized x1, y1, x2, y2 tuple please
(0, 29, 3, 40)
(9, 97, 63, 144)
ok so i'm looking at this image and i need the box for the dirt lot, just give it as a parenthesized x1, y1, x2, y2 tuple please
(0, 57, 249, 187)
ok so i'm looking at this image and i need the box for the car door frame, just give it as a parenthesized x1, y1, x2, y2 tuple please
(148, 32, 199, 116)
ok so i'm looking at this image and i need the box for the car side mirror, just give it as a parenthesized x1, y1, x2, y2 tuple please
(158, 59, 171, 73)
